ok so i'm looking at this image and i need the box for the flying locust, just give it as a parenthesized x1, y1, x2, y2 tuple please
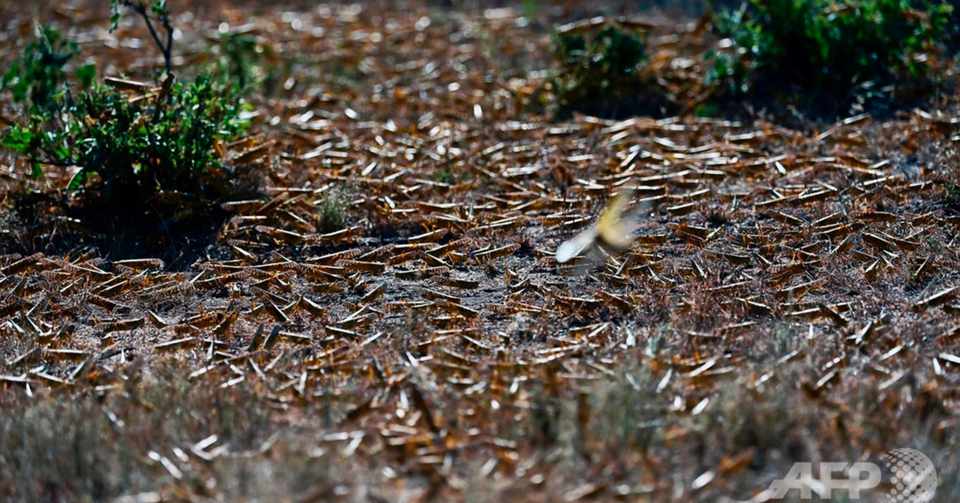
(555, 189, 644, 263)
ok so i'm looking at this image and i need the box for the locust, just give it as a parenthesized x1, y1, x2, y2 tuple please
(555, 189, 645, 264)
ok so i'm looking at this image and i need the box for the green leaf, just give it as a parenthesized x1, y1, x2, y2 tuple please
(67, 168, 88, 191)
(109, 0, 127, 32)
(54, 144, 71, 162)
(31, 162, 42, 179)
(1, 62, 20, 90)
(1, 125, 35, 153)
(151, 0, 168, 17)
(76, 63, 96, 88)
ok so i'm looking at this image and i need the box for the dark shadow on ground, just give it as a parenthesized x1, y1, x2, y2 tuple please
(0, 190, 236, 270)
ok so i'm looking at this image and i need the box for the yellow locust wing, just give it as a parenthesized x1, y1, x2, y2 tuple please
(556, 189, 640, 263)
(596, 189, 639, 250)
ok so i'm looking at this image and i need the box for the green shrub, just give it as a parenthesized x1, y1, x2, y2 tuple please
(1, 3, 251, 213)
(1, 26, 94, 114)
(708, 0, 954, 100)
(4, 77, 249, 203)
(549, 22, 654, 117)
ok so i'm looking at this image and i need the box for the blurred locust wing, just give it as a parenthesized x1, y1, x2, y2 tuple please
(596, 190, 639, 250)
(556, 189, 643, 263)
(556, 226, 598, 263)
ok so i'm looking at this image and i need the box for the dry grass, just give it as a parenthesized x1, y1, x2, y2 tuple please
(0, 361, 363, 502)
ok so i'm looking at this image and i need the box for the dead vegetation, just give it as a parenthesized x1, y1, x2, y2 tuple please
(1, 1, 959, 502)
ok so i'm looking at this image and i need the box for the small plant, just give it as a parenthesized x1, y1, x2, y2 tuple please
(521, 0, 542, 21)
(1, 3, 251, 215)
(4, 77, 249, 201)
(214, 31, 273, 93)
(1, 25, 94, 114)
(316, 190, 347, 232)
(434, 168, 455, 185)
(946, 182, 960, 212)
(708, 0, 954, 106)
(549, 22, 655, 118)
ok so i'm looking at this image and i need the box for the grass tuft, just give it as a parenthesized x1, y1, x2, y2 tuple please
(316, 190, 349, 232)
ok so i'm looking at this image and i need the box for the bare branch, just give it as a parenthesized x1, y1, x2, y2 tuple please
(119, 1, 174, 77)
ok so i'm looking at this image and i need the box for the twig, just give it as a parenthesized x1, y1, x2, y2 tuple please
(119, 1, 174, 77)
